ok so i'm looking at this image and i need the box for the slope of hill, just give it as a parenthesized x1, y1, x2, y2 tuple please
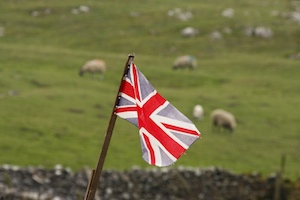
(0, 0, 299, 180)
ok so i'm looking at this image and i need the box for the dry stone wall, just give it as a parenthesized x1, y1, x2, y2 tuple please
(0, 165, 298, 200)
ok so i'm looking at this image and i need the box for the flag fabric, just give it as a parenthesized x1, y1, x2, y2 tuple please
(115, 61, 201, 167)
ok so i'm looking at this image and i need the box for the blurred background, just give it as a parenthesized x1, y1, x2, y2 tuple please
(0, 0, 299, 181)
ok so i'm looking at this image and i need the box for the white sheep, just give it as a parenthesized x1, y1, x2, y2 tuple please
(210, 109, 236, 133)
(181, 27, 199, 37)
(79, 59, 106, 79)
(193, 104, 204, 120)
(172, 55, 197, 70)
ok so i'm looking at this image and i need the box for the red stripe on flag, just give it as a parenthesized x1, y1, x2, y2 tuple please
(132, 64, 141, 102)
(115, 106, 137, 113)
(142, 133, 156, 165)
(162, 123, 200, 137)
(120, 80, 135, 99)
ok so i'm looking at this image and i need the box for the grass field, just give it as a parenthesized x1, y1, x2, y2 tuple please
(0, 0, 299, 180)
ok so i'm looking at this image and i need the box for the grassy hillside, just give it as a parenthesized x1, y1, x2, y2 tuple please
(0, 0, 299, 180)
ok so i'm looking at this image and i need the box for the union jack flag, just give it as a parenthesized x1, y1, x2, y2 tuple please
(115, 61, 201, 167)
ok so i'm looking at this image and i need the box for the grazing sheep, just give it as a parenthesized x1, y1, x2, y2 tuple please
(79, 59, 106, 79)
(210, 109, 236, 133)
(244, 26, 273, 39)
(193, 104, 204, 120)
(181, 27, 199, 37)
(172, 55, 197, 70)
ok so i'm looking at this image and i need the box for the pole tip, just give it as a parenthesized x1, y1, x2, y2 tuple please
(128, 53, 135, 58)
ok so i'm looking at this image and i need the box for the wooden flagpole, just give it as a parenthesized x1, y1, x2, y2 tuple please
(84, 53, 135, 200)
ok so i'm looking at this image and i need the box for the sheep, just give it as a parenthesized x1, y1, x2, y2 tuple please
(79, 59, 106, 79)
(181, 27, 199, 37)
(172, 55, 197, 70)
(193, 104, 204, 120)
(210, 109, 236, 133)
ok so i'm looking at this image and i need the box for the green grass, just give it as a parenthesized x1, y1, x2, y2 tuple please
(0, 0, 300, 180)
